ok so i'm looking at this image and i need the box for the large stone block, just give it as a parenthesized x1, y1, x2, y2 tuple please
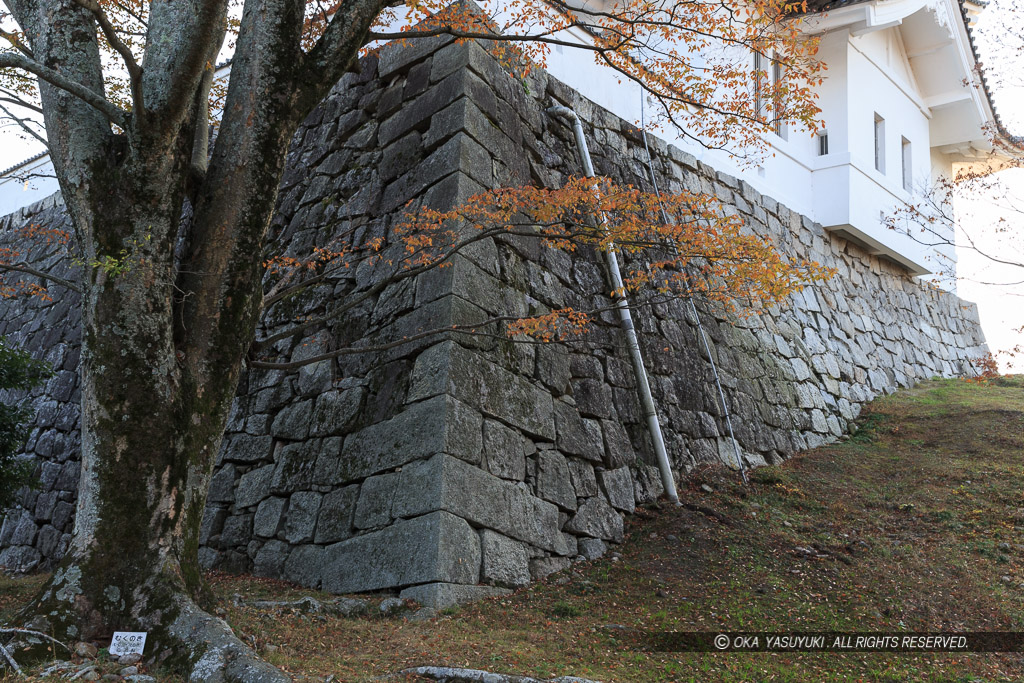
(207, 465, 236, 504)
(632, 465, 665, 504)
(339, 394, 482, 481)
(271, 440, 321, 494)
(254, 540, 290, 578)
(565, 497, 624, 543)
(284, 491, 322, 544)
(284, 545, 325, 589)
(553, 401, 603, 462)
(600, 420, 636, 468)
(567, 459, 598, 498)
(234, 464, 275, 509)
(382, 133, 492, 211)
(270, 400, 314, 441)
(535, 450, 576, 511)
(250, 497, 283, 541)
(409, 341, 555, 440)
(393, 453, 564, 553)
(354, 471, 400, 529)
(312, 437, 346, 486)
(314, 485, 359, 544)
(479, 529, 531, 588)
(322, 511, 479, 593)
(225, 434, 273, 464)
(598, 467, 635, 513)
(310, 388, 363, 437)
(482, 419, 526, 481)
(399, 582, 511, 609)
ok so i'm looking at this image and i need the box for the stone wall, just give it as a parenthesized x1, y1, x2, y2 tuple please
(0, 193, 81, 572)
(0, 36, 987, 604)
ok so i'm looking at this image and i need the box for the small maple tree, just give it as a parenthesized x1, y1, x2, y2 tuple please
(0, 0, 827, 678)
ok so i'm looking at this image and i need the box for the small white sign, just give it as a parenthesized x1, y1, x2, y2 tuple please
(110, 631, 147, 656)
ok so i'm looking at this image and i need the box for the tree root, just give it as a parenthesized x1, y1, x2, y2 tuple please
(166, 595, 289, 683)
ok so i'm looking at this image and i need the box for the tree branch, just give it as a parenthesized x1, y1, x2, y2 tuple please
(73, 0, 144, 117)
(0, 262, 83, 293)
(0, 27, 34, 57)
(140, 0, 227, 130)
(0, 89, 44, 114)
(0, 101, 47, 144)
(299, 0, 386, 106)
(0, 52, 128, 127)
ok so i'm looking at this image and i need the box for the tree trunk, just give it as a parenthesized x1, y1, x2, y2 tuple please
(5, 0, 386, 676)
(19, 148, 287, 681)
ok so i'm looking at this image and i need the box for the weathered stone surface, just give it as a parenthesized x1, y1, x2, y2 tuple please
(578, 537, 607, 560)
(565, 498, 624, 543)
(393, 454, 564, 553)
(312, 437, 346, 485)
(482, 419, 526, 481)
(220, 514, 252, 547)
(567, 460, 598, 498)
(270, 400, 314, 440)
(409, 341, 555, 440)
(284, 545, 325, 589)
(224, 434, 273, 464)
(354, 471, 400, 529)
(598, 467, 635, 513)
(271, 441, 321, 494)
(632, 465, 665, 504)
(314, 485, 359, 544)
(600, 420, 635, 468)
(535, 450, 577, 511)
(338, 394, 482, 481)
(553, 401, 603, 462)
(310, 389, 363, 437)
(529, 556, 571, 581)
(207, 465, 236, 504)
(253, 497, 286, 538)
(0, 545, 41, 573)
(479, 530, 531, 588)
(322, 512, 480, 593)
(234, 464, 275, 509)
(284, 491, 322, 544)
(399, 583, 511, 610)
(254, 540, 290, 578)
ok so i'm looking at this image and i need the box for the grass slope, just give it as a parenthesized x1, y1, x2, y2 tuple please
(2, 377, 1023, 682)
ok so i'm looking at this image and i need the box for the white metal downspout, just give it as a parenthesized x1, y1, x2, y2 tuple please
(548, 105, 680, 505)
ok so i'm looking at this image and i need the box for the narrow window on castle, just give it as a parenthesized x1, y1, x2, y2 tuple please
(874, 113, 885, 173)
(901, 137, 912, 191)
(818, 129, 829, 156)
(772, 57, 787, 140)
(753, 51, 765, 119)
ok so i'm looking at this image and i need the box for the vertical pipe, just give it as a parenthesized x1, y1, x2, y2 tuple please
(548, 105, 680, 505)
(635, 100, 749, 485)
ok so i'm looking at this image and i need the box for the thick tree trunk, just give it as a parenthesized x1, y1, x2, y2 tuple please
(19, 153, 286, 680)
(5, 0, 386, 676)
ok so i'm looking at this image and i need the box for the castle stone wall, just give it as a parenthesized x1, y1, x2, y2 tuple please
(0, 37, 986, 605)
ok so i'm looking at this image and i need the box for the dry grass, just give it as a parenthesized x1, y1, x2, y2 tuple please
(3, 376, 1024, 681)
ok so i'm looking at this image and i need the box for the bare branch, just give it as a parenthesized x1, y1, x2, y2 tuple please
(0, 101, 46, 144)
(0, 52, 128, 127)
(0, 90, 43, 113)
